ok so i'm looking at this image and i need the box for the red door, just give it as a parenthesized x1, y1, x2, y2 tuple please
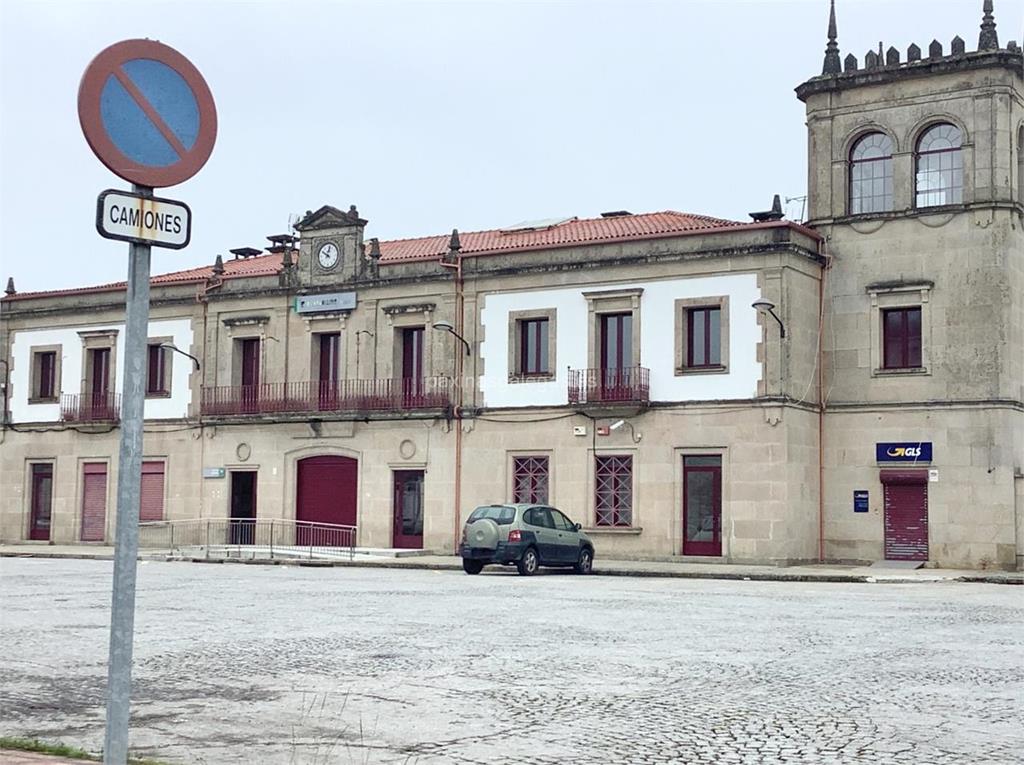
(90, 347, 112, 418)
(80, 463, 108, 542)
(318, 333, 340, 410)
(29, 463, 54, 541)
(240, 338, 260, 413)
(682, 455, 722, 556)
(600, 313, 633, 401)
(296, 456, 358, 545)
(881, 469, 929, 561)
(401, 327, 424, 407)
(392, 470, 424, 549)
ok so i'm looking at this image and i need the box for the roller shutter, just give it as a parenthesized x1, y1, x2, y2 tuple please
(80, 463, 107, 542)
(140, 461, 165, 522)
(881, 469, 929, 561)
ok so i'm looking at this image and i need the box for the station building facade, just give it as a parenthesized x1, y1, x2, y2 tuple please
(1, 3, 1022, 569)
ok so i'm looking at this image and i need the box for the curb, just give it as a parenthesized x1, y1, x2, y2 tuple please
(3, 550, 1020, 585)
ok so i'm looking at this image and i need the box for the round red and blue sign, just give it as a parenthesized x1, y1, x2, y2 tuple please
(78, 39, 217, 188)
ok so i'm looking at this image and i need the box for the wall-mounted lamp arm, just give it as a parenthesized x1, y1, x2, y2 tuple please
(159, 343, 201, 371)
(432, 321, 471, 356)
(751, 300, 786, 338)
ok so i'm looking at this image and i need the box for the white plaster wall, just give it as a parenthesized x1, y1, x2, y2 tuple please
(10, 318, 194, 422)
(480, 274, 762, 407)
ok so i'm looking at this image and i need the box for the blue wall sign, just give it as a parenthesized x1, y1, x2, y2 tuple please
(875, 442, 933, 462)
(853, 490, 869, 513)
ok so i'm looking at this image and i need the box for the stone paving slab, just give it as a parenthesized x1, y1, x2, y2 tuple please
(2, 559, 1022, 765)
(1, 544, 1020, 584)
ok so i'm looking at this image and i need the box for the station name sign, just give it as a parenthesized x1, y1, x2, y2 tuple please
(96, 189, 192, 249)
(875, 442, 932, 462)
(295, 292, 357, 314)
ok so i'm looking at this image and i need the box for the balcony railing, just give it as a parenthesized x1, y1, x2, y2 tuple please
(200, 377, 452, 417)
(60, 392, 121, 423)
(568, 367, 650, 405)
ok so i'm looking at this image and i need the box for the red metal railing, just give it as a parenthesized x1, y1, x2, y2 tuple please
(60, 393, 121, 422)
(568, 367, 650, 405)
(200, 377, 452, 416)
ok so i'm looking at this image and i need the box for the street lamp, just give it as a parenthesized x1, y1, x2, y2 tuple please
(752, 299, 786, 338)
(432, 321, 471, 355)
(159, 343, 201, 370)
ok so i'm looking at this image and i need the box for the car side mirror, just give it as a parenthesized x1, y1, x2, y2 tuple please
(574, 523, 582, 531)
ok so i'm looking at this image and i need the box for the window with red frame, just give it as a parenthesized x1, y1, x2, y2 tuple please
(512, 456, 549, 504)
(687, 307, 721, 367)
(519, 318, 549, 376)
(595, 455, 632, 527)
(882, 307, 922, 369)
(34, 351, 57, 400)
(146, 344, 169, 395)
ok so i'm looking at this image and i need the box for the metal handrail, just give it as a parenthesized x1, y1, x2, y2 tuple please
(568, 366, 650, 404)
(139, 517, 357, 560)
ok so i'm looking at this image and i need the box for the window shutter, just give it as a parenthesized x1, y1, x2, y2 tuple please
(140, 461, 165, 521)
(81, 463, 108, 542)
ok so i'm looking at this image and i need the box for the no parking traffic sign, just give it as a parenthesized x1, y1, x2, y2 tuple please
(78, 39, 217, 188)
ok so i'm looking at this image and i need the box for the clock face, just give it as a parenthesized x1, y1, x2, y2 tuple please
(317, 242, 339, 270)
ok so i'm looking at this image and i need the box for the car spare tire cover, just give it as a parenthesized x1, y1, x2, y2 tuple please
(468, 519, 500, 549)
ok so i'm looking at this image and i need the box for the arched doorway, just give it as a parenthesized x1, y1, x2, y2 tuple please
(296, 456, 358, 543)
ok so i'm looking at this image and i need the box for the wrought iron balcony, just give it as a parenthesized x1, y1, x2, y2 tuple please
(60, 392, 121, 423)
(568, 367, 650, 405)
(200, 377, 452, 417)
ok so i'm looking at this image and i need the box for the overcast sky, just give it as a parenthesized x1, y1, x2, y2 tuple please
(1, 0, 1020, 294)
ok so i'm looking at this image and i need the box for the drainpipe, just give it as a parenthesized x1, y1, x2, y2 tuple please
(439, 230, 464, 552)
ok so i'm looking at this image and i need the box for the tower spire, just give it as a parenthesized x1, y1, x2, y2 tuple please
(822, 0, 842, 75)
(978, 0, 999, 50)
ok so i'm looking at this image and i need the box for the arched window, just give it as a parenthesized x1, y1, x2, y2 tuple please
(915, 123, 963, 207)
(849, 133, 894, 214)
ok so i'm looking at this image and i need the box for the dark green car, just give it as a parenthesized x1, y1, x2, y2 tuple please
(459, 503, 595, 576)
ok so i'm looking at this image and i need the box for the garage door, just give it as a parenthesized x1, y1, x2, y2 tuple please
(296, 456, 358, 529)
(80, 463, 107, 542)
(881, 469, 929, 561)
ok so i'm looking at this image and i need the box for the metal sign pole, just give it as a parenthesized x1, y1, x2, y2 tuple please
(103, 184, 153, 765)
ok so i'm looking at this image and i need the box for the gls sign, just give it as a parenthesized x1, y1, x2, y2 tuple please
(876, 442, 933, 462)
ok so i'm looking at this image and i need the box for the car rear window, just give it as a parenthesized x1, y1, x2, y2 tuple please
(468, 505, 516, 525)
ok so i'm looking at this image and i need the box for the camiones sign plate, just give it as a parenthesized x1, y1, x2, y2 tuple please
(96, 189, 192, 249)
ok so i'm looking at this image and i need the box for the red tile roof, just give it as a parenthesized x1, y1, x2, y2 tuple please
(3, 211, 819, 301)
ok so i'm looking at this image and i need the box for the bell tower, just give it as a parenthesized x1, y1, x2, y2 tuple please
(796, 1, 1024, 570)
(292, 204, 372, 287)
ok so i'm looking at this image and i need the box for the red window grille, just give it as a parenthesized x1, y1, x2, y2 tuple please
(513, 456, 549, 504)
(36, 351, 57, 399)
(595, 455, 632, 527)
(882, 307, 922, 369)
(147, 344, 168, 394)
(519, 319, 549, 376)
(687, 307, 721, 367)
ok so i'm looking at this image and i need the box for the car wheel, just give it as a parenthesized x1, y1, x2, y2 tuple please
(462, 559, 484, 575)
(516, 547, 539, 576)
(574, 548, 593, 574)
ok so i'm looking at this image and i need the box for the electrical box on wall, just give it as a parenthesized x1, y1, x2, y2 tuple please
(573, 426, 587, 437)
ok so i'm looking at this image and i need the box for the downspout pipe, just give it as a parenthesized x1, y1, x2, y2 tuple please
(818, 238, 830, 562)
(439, 230, 464, 552)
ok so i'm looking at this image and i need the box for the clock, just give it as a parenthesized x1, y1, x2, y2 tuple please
(317, 242, 339, 270)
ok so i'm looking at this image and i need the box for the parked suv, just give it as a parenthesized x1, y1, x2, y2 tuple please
(460, 503, 594, 576)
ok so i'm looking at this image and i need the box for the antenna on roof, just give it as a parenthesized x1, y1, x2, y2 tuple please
(287, 213, 302, 233)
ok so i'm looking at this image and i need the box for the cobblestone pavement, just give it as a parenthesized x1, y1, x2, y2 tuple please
(1, 559, 1021, 765)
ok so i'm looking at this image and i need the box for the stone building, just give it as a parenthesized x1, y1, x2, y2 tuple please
(1, 2, 1021, 569)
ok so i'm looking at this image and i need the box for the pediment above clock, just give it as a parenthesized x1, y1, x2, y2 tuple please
(294, 204, 368, 232)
